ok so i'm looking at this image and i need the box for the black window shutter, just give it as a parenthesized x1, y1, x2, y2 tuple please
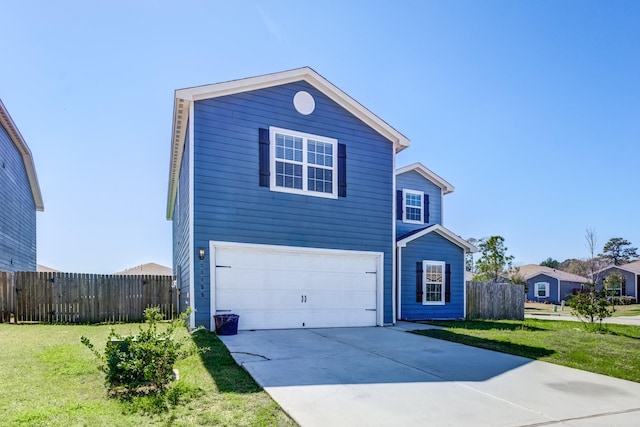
(338, 143, 347, 197)
(259, 128, 270, 187)
(424, 194, 430, 223)
(445, 263, 451, 303)
(397, 190, 403, 220)
(416, 262, 423, 303)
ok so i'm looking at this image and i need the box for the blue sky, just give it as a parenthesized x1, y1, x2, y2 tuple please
(1, 1, 638, 273)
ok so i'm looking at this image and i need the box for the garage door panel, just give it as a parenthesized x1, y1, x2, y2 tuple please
(212, 243, 381, 330)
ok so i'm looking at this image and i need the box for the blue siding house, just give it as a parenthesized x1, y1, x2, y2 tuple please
(518, 264, 588, 304)
(0, 100, 44, 272)
(167, 68, 474, 330)
(595, 260, 640, 302)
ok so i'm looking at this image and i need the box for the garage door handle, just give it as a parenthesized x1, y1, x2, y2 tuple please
(365, 309, 376, 311)
(366, 271, 376, 274)
(301, 295, 307, 303)
(216, 265, 231, 268)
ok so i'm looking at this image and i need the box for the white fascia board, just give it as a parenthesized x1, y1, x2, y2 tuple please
(166, 96, 191, 220)
(397, 224, 477, 253)
(167, 67, 410, 218)
(175, 67, 410, 151)
(396, 162, 455, 195)
(0, 99, 44, 211)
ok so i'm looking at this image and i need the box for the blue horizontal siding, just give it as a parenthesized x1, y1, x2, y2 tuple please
(0, 121, 36, 272)
(191, 81, 394, 328)
(396, 170, 443, 237)
(597, 268, 638, 299)
(400, 232, 465, 319)
(526, 274, 560, 304)
(173, 127, 191, 320)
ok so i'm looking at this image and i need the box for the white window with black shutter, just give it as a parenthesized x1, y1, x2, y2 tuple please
(259, 127, 346, 198)
(416, 260, 450, 305)
(397, 189, 429, 224)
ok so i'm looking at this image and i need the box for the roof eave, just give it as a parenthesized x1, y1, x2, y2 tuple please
(397, 224, 477, 253)
(0, 99, 44, 211)
(166, 67, 411, 218)
(396, 162, 454, 194)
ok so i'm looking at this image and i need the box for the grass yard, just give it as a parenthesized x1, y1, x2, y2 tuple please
(413, 319, 640, 383)
(0, 323, 296, 427)
(525, 302, 640, 317)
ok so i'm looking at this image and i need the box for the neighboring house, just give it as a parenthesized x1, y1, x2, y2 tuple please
(36, 264, 60, 273)
(0, 99, 44, 272)
(396, 163, 476, 320)
(594, 260, 640, 302)
(114, 262, 173, 276)
(167, 67, 474, 330)
(518, 264, 588, 304)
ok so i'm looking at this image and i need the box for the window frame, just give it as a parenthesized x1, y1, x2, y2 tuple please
(403, 189, 424, 224)
(422, 260, 446, 305)
(269, 126, 338, 199)
(534, 282, 549, 298)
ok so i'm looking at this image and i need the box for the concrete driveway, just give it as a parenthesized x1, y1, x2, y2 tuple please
(220, 323, 640, 427)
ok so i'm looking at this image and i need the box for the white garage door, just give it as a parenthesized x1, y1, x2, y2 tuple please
(210, 242, 382, 330)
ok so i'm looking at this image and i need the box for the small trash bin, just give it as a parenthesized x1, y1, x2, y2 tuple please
(214, 314, 239, 335)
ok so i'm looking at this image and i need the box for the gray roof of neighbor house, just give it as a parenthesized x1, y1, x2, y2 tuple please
(517, 264, 588, 283)
(596, 260, 640, 275)
(114, 262, 173, 276)
(0, 99, 44, 211)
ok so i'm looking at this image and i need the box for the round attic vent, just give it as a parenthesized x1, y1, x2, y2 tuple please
(293, 91, 315, 115)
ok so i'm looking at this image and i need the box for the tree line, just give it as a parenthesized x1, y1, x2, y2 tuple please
(467, 230, 638, 283)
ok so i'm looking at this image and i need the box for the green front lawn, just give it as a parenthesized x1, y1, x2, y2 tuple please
(413, 319, 640, 383)
(525, 302, 640, 317)
(0, 323, 296, 427)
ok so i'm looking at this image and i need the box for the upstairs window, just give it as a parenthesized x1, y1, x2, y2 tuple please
(269, 127, 338, 198)
(403, 189, 424, 224)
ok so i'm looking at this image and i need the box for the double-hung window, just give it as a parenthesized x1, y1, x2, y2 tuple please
(403, 189, 424, 223)
(534, 282, 549, 298)
(422, 260, 445, 305)
(270, 127, 338, 198)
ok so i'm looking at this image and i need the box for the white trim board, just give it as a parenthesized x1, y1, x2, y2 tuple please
(166, 67, 410, 218)
(397, 224, 477, 253)
(396, 162, 454, 195)
(0, 99, 44, 211)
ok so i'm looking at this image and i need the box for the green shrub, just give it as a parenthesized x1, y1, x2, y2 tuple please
(81, 308, 197, 395)
(567, 288, 612, 331)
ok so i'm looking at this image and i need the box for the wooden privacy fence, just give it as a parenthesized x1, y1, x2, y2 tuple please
(466, 281, 525, 320)
(0, 271, 13, 323)
(0, 271, 176, 324)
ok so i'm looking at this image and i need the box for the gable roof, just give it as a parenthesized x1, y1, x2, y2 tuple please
(396, 162, 454, 195)
(397, 224, 477, 253)
(166, 67, 411, 219)
(595, 260, 640, 275)
(0, 99, 44, 211)
(114, 262, 173, 276)
(517, 264, 588, 283)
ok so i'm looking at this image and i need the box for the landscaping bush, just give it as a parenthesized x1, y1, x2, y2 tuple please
(567, 288, 612, 330)
(615, 296, 636, 305)
(81, 308, 197, 395)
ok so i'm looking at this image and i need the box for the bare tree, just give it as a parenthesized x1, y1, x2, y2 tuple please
(585, 228, 599, 284)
